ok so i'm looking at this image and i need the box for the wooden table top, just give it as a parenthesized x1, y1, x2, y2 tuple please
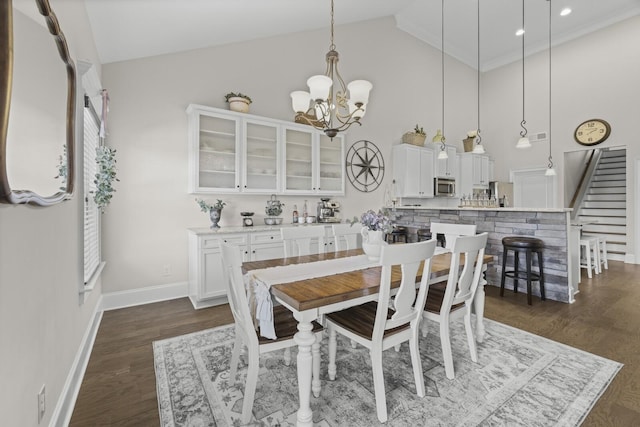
(242, 249, 493, 312)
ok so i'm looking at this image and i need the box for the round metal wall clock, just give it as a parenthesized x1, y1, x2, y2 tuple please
(574, 119, 611, 146)
(345, 140, 385, 192)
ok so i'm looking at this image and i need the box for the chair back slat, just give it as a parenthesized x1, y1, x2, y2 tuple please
(281, 226, 326, 257)
(374, 239, 437, 333)
(332, 223, 361, 251)
(430, 222, 477, 249)
(220, 243, 258, 344)
(439, 233, 488, 313)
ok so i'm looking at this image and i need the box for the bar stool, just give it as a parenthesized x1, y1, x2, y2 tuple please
(416, 228, 432, 242)
(386, 226, 408, 243)
(596, 236, 609, 272)
(500, 236, 546, 305)
(579, 236, 600, 279)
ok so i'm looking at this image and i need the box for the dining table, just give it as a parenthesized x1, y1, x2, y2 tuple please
(242, 247, 493, 427)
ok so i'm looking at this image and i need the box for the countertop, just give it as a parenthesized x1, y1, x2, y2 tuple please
(393, 206, 572, 213)
(188, 222, 336, 235)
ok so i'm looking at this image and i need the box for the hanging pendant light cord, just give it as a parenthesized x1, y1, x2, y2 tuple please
(441, 0, 446, 146)
(476, 0, 482, 144)
(520, 0, 528, 137)
(548, 0, 553, 168)
(329, 0, 335, 51)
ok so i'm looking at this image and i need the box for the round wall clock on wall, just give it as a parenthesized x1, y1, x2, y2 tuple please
(574, 119, 611, 146)
(345, 140, 385, 192)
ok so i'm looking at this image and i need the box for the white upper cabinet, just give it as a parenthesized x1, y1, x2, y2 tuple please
(188, 108, 240, 193)
(243, 118, 280, 193)
(282, 124, 345, 195)
(434, 144, 458, 178)
(458, 153, 493, 196)
(187, 105, 344, 195)
(392, 144, 434, 198)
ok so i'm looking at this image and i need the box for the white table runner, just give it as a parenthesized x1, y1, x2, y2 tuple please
(244, 255, 380, 339)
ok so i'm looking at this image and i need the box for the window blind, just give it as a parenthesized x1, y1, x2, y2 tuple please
(84, 106, 100, 284)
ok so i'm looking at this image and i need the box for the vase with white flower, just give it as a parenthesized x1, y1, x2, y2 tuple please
(463, 130, 477, 152)
(350, 209, 393, 261)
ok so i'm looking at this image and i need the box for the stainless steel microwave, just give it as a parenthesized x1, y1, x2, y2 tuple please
(434, 177, 456, 197)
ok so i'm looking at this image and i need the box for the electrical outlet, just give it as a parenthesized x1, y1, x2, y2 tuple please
(161, 264, 171, 276)
(37, 384, 45, 423)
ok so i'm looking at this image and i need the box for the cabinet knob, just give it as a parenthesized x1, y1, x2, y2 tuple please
(244, 185, 247, 188)
(270, 236, 274, 239)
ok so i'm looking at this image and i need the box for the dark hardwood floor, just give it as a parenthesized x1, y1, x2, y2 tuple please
(70, 261, 640, 426)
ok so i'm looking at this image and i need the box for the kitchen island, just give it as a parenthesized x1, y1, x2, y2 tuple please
(391, 206, 580, 303)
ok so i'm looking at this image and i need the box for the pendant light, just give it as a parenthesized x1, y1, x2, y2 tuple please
(516, 0, 531, 149)
(436, 0, 448, 160)
(545, 0, 556, 176)
(473, 0, 485, 154)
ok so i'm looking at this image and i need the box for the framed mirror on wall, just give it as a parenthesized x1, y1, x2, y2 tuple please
(0, 0, 76, 206)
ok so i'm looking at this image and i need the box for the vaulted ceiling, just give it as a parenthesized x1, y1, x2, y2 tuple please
(84, 0, 640, 70)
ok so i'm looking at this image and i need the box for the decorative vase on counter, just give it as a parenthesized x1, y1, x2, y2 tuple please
(463, 137, 475, 152)
(361, 228, 387, 261)
(209, 208, 222, 229)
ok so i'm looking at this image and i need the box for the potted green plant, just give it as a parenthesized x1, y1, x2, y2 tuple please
(94, 145, 119, 213)
(402, 124, 427, 146)
(196, 198, 226, 229)
(225, 92, 252, 113)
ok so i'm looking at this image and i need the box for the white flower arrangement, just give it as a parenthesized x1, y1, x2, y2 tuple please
(467, 130, 478, 138)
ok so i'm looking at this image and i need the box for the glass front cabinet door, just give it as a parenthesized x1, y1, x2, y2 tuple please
(188, 107, 240, 193)
(243, 119, 279, 193)
(283, 125, 345, 195)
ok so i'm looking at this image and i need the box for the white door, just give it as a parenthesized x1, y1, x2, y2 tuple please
(511, 168, 557, 208)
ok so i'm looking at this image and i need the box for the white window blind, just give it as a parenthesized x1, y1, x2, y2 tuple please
(84, 106, 100, 284)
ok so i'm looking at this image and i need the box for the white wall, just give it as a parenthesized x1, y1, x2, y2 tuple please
(483, 15, 640, 258)
(100, 17, 477, 293)
(0, 2, 102, 426)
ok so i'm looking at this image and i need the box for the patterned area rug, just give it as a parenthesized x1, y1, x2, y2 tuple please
(153, 318, 621, 426)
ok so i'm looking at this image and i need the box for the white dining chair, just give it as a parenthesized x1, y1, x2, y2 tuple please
(421, 232, 488, 380)
(429, 222, 477, 249)
(281, 225, 326, 257)
(220, 243, 324, 423)
(325, 239, 437, 423)
(331, 223, 361, 251)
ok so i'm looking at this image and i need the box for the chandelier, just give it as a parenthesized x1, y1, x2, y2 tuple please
(290, 0, 372, 138)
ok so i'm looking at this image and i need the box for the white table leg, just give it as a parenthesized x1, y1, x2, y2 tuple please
(292, 310, 319, 427)
(474, 265, 487, 343)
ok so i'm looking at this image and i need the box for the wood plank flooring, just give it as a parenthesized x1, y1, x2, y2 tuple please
(70, 261, 640, 426)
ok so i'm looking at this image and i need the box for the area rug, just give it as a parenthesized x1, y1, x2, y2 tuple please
(153, 318, 621, 426)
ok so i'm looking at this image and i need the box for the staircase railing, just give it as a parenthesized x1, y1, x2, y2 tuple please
(569, 148, 603, 221)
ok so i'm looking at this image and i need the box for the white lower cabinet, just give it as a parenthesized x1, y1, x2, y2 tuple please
(188, 229, 285, 309)
(187, 226, 339, 309)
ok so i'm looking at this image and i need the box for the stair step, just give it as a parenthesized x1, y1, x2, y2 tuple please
(582, 201, 626, 209)
(606, 253, 626, 262)
(600, 154, 626, 161)
(586, 193, 626, 201)
(578, 215, 627, 225)
(597, 162, 625, 170)
(593, 174, 626, 181)
(589, 187, 626, 194)
(582, 229, 627, 242)
(591, 180, 626, 187)
(578, 208, 626, 217)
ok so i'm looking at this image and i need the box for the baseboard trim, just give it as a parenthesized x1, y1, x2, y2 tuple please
(49, 297, 104, 427)
(101, 281, 188, 311)
(625, 253, 636, 264)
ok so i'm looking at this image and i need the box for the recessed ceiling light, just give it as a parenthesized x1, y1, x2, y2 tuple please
(560, 7, 572, 16)
(515, 28, 525, 36)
